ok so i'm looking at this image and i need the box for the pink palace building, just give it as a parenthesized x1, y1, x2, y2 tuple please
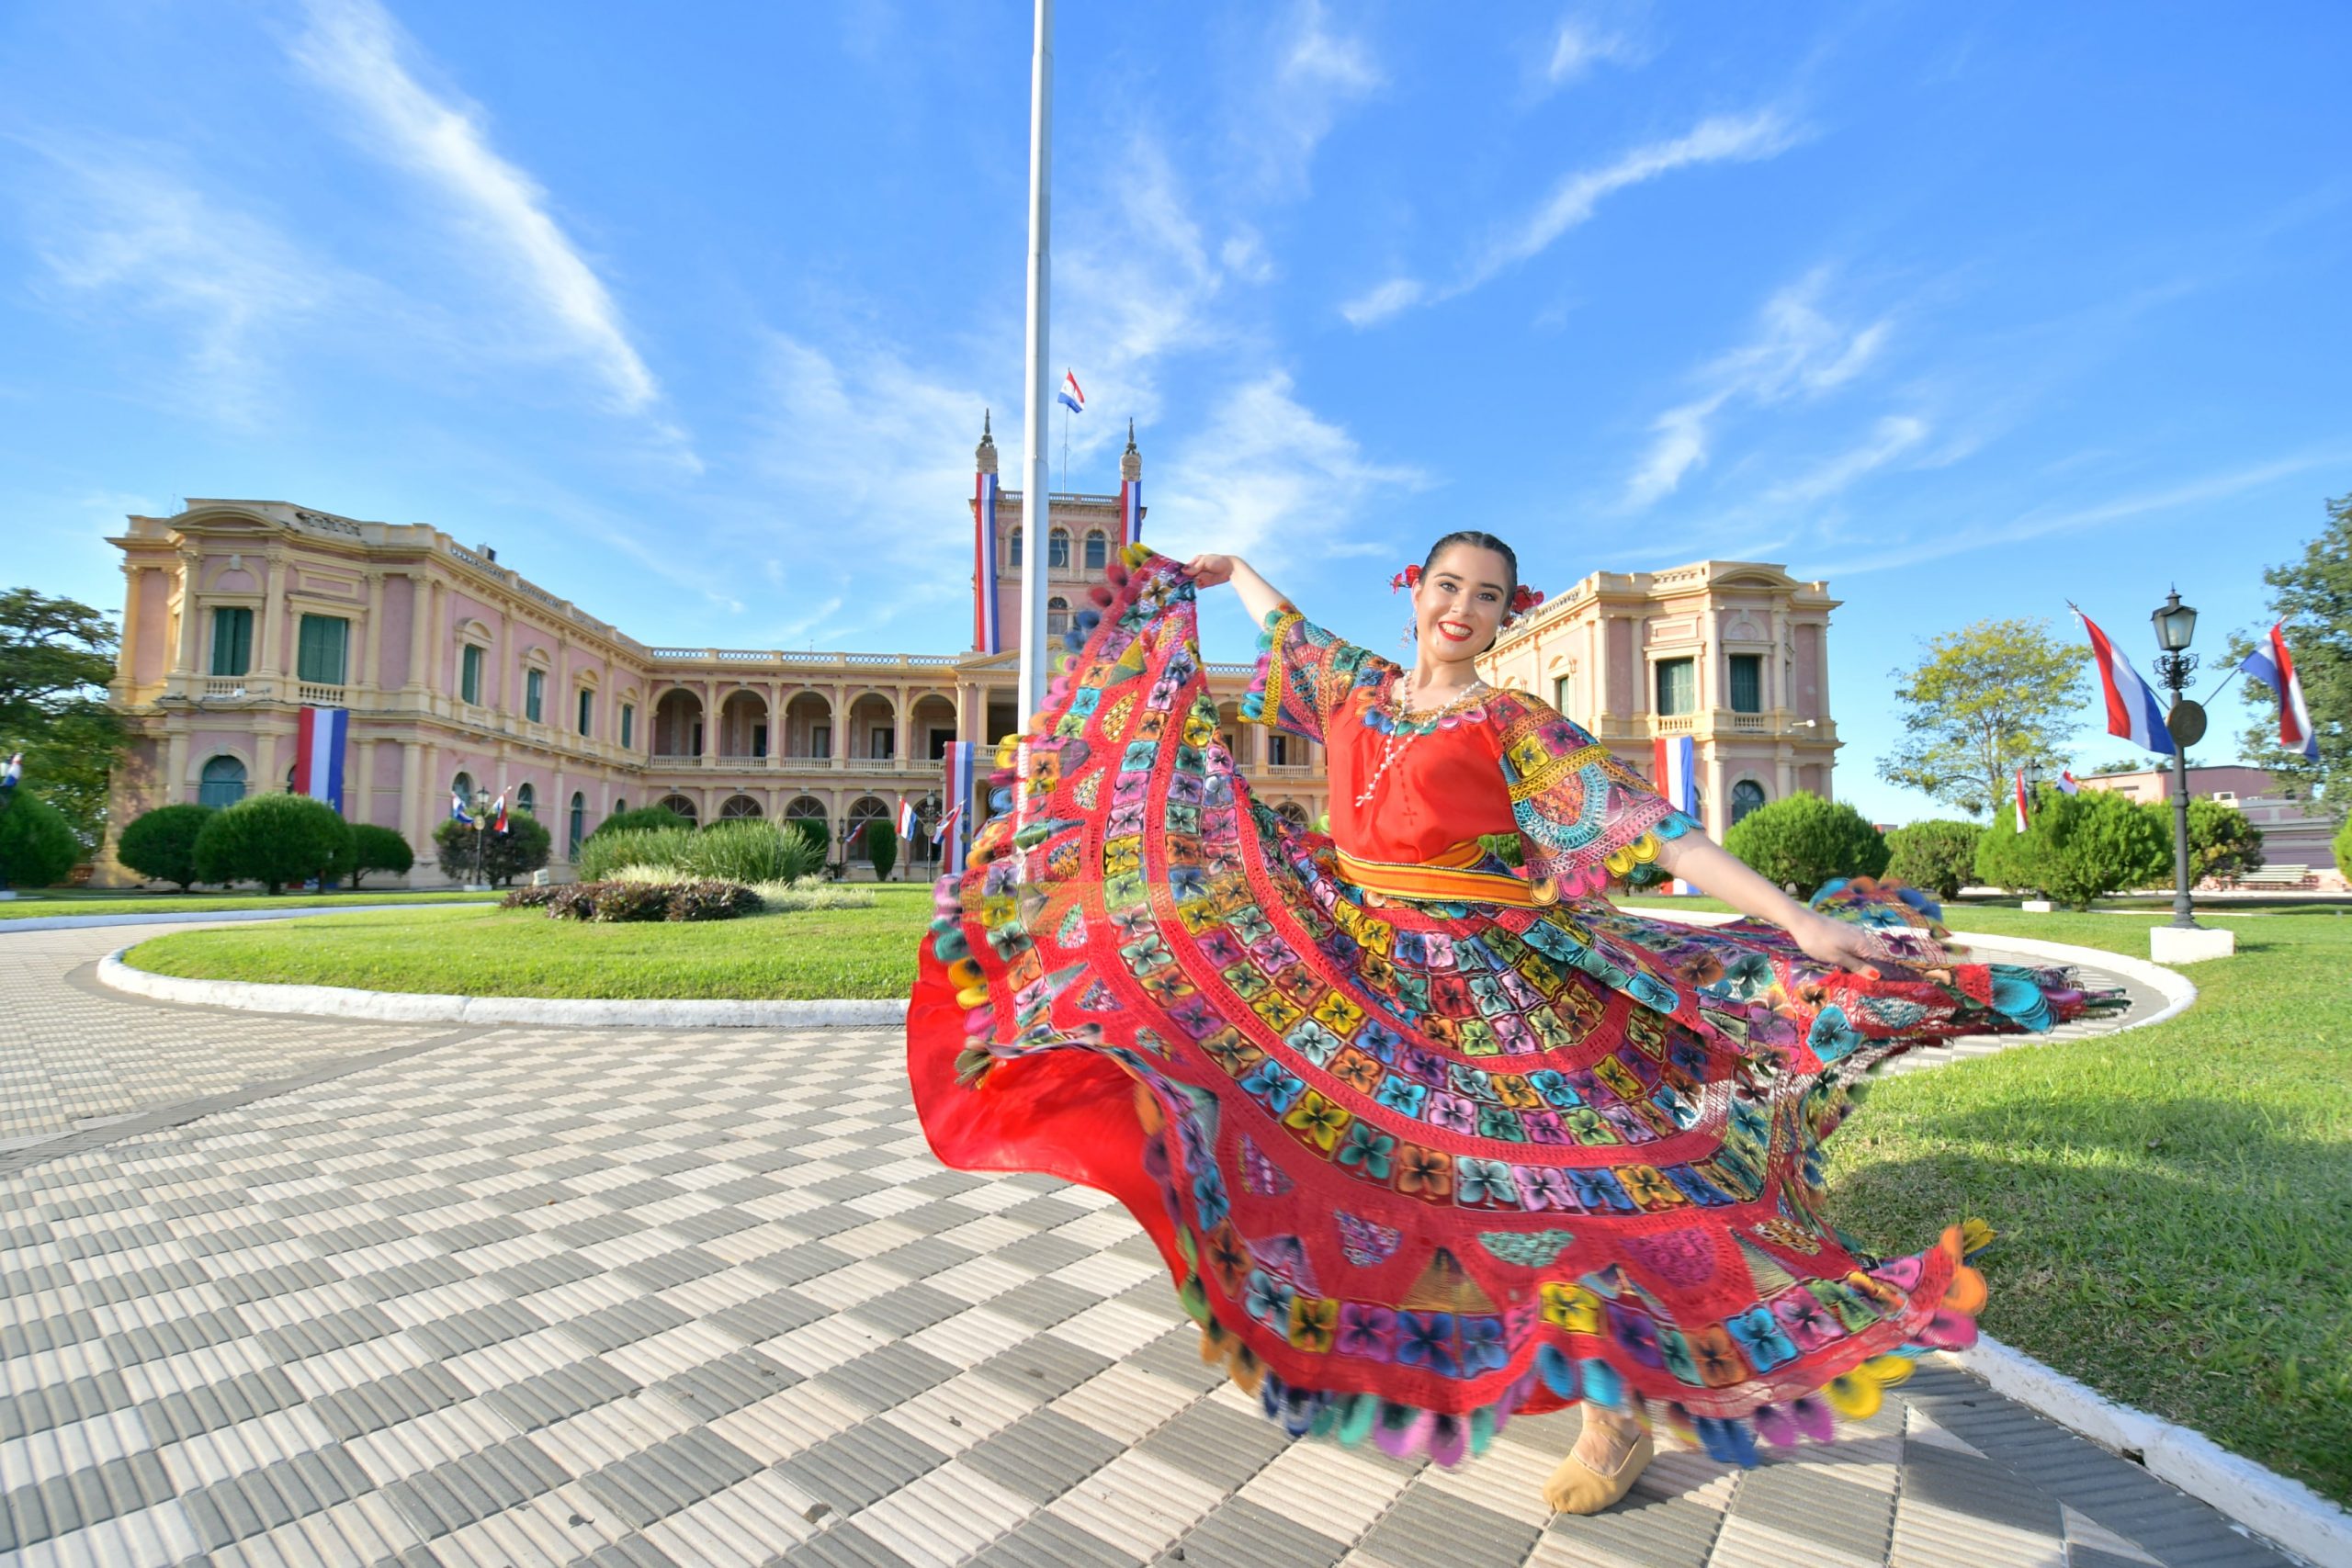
(97, 421, 1844, 886)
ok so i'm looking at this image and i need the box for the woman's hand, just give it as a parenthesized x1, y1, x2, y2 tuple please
(1185, 553, 1238, 588)
(1790, 910, 1883, 979)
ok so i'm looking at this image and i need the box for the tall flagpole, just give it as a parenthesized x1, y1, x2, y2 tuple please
(1016, 0, 1054, 734)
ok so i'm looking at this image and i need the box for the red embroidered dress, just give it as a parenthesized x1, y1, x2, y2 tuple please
(908, 552, 2105, 1468)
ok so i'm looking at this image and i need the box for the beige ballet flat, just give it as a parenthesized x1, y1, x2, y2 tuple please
(1542, 1426, 1655, 1516)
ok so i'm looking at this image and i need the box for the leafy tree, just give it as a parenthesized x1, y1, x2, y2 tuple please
(0, 792, 82, 888)
(2230, 491, 2349, 811)
(115, 803, 216, 890)
(1879, 618, 2088, 817)
(0, 589, 126, 851)
(863, 818, 898, 882)
(1973, 786, 2169, 908)
(348, 824, 416, 888)
(1722, 792, 1891, 895)
(191, 794, 354, 894)
(781, 817, 826, 856)
(2178, 796, 2263, 885)
(1883, 818, 1982, 899)
(2335, 816, 2352, 880)
(587, 805, 691, 840)
(433, 814, 551, 887)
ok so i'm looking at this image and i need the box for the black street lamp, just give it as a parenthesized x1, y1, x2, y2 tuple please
(2150, 589, 2204, 931)
(469, 786, 494, 890)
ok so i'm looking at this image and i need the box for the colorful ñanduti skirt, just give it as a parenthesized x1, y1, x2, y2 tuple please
(907, 549, 2112, 1467)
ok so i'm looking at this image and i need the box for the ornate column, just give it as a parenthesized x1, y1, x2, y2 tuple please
(702, 678, 720, 763)
(257, 553, 289, 676)
(356, 738, 377, 826)
(401, 739, 424, 850)
(362, 572, 386, 697)
(164, 730, 189, 807)
(892, 682, 910, 772)
(119, 562, 147, 689)
(173, 551, 204, 673)
(830, 682, 848, 771)
(404, 572, 431, 692)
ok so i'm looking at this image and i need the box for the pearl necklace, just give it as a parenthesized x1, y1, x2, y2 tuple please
(1354, 677, 1487, 807)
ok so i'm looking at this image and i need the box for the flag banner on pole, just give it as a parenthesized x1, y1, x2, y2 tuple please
(2239, 622, 2320, 761)
(1120, 474, 1142, 546)
(0, 752, 19, 791)
(2014, 768, 2030, 832)
(449, 789, 472, 825)
(292, 706, 348, 813)
(1650, 735, 1699, 893)
(942, 741, 976, 874)
(491, 794, 509, 835)
(974, 471, 1003, 655)
(2075, 610, 2175, 756)
(1057, 369, 1085, 414)
(932, 802, 962, 846)
(2057, 771, 2080, 795)
(895, 796, 919, 840)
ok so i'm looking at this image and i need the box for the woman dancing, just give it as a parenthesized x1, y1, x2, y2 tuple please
(908, 532, 2105, 1513)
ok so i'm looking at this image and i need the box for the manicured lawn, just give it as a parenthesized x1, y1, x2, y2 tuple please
(0, 888, 501, 920)
(1826, 908, 2352, 1506)
(124, 886, 935, 999)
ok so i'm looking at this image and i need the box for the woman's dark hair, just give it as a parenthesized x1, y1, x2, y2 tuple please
(1422, 530, 1519, 601)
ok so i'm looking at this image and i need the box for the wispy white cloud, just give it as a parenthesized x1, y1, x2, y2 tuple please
(288, 0, 675, 438)
(1341, 109, 1803, 328)
(1544, 12, 1651, 85)
(1625, 269, 1893, 505)
(1242, 0, 1384, 197)
(1148, 372, 1427, 569)
(17, 141, 337, 423)
(1765, 414, 1928, 504)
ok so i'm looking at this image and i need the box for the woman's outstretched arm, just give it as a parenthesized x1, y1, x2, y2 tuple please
(1185, 554, 1291, 627)
(1656, 833, 1885, 976)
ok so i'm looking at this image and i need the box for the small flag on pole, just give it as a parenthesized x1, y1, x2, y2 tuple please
(449, 789, 473, 825)
(291, 706, 349, 814)
(2238, 622, 2320, 761)
(931, 802, 962, 847)
(2014, 769, 2030, 833)
(1057, 369, 1085, 414)
(2057, 771, 2080, 795)
(2074, 608, 2175, 756)
(942, 741, 976, 875)
(0, 752, 20, 792)
(895, 796, 919, 840)
(491, 794, 509, 835)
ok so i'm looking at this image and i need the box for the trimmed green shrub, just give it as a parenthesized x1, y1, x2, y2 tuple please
(1974, 785, 2171, 908)
(864, 818, 898, 882)
(0, 792, 82, 888)
(192, 794, 354, 894)
(781, 818, 826, 855)
(587, 805, 692, 840)
(575, 819, 820, 885)
(116, 803, 216, 890)
(2178, 796, 2264, 885)
(1883, 818, 1982, 899)
(348, 824, 416, 888)
(2336, 815, 2352, 880)
(1722, 791, 1891, 895)
(432, 814, 551, 887)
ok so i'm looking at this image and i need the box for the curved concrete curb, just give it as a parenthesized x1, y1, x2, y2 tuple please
(1, 902, 481, 934)
(1951, 1336, 2348, 1567)
(96, 950, 908, 1029)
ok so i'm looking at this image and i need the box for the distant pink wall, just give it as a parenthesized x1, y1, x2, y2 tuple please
(379, 575, 417, 688)
(134, 569, 171, 683)
(1793, 626, 1823, 718)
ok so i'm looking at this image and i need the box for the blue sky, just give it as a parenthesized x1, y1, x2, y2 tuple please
(5, 0, 2346, 823)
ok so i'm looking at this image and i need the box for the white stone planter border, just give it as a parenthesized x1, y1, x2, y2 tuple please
(96, 908, 2350, 1562)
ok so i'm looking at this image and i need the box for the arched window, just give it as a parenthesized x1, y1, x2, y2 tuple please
(569, 792, 587, 853)
(1084, 531, 1107, 570)
(198, 755, 247, 808)
(1048, 528, 1070, 568)
(1046, 597, 1070, 636)
(451, 772, 475, 807)
(1274, 801, 1311, 829)
(514, 782, 536, 816)
(784, 795, 826, 852)
(658, 793, 699, 825)
(613, 797, 627, 816)
(719, 795, 763, 819)
(1731, 779, 1769, 825)
(1009, 527, 1023, 567)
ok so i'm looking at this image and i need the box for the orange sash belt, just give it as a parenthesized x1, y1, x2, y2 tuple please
(1335, 840, 1543, 908)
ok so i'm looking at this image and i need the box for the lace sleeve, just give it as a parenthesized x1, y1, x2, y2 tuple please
(1240, 610, 1396, 748)
(1492, 693, 1698, 900)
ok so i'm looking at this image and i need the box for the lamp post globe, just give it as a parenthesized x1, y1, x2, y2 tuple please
(2149, 590, 2200, 931)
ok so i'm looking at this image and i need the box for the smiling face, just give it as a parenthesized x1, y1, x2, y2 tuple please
(1411, 541, 1515, 673)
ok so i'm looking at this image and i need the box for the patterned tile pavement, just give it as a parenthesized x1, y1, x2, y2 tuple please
(0, 923, 2301, 1567)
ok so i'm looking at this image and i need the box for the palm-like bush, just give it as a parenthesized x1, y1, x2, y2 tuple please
(574, 819, 822, 885)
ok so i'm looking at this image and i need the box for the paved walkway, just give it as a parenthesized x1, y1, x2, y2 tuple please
(0, 924, 2296, 1567)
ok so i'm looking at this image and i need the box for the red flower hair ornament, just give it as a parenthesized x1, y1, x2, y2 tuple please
(1390, 565, 1545, 623)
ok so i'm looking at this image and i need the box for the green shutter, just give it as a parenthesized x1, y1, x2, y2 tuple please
(526, 669, 544, 721)
(1656, 659, 1695, 717)
(209, 608, 253, 676)
(460, 645, 482, 705)
(578, 688, 593, 735)
(1729, 655, 1761, 715)
(296, 615, 348, 684)
(621, 705, 634, 749)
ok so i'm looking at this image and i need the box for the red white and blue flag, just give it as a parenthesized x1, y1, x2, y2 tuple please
(2075, 610, 2175, 756)
(895, 796, 919, 840)
(941, 741, 976, 874)
(1120, 472, 1142, 546)
(973, 471, 1003, 654)
(449, 788, 472, 825)
(292, 706, 348, 813)
(1057, 369, 1085, 414)
(2014, 768, 2030, 833)
(490, 794, 509, 835)
(0, 752, 19, 792)
(931, 802, 962, 847)
(2239, 622, 2320, 761)
(1650, 735, 1698, 816)
(2057, 771, 2080, 795)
